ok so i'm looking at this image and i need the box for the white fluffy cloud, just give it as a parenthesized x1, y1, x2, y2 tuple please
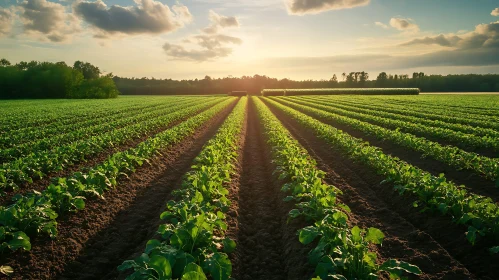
(402, 21, 499, 50)
(286, 0, 370, 15)
(163, 43, 235, 61)
(389, 17, 419, 32)
(374, 21, 388, 29)
(492, 8, 499, 16)
(20, 0, 80, 42)
(74, 0, 192, 37)
(163, 11, 242, 62)
(203, 10, 240, 34)
(0, 8, 14, 36)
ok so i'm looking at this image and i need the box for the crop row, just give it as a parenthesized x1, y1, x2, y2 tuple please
(0, 97, 228, 191)
(264, 98, 499, 249)
(373, 95, 499, 114)
(254, 97, 421, 279)
(261, 88, 420, 96)
(372, 98, 499, 122)
(304, 96, 499, 139)
(0, 97, 236, 273)
(119, 97, 247, 279)
(0, 97, 199, 149)
(329, 97, 499, 131)
(0, 97, 169, 133)
(0, 97, 210, 161)
(274, 98, 499, 182)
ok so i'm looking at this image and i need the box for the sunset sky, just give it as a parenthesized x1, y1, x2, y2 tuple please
(1, 0, 498, 80)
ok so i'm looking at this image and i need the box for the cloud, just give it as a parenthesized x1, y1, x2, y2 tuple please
(374, 21, 388, 29)
(401, 34, 462, 47)
(492, 8, 499, 16)
(0, 8, 13, 36)
(163, 11, 242, 62)
(286, 0, 370, 15)
(390, 17, 419, 32)
(202, 10, 239, 34)
(163, 34, 242, 61)
(401, 21, 499, 50)
(163, 43, 234, 61)
(20, 0, 80, 42)
(74, 0, 192, 37)
(194, 34, 242, 50)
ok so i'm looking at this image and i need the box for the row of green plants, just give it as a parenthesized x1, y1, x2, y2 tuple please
(264, 98, 499, 251)
(303, 96, 499, 140)
(275, 98, 499, 182)
(0, 98, 205, 161)
(0, 97, 194, 149)
(368, 96, 499, 119)
(119, 97, 247, 279)
(254, 97, 421, 279)
(0, 98, 181, 133)
(261, 88, 420, 96)
(0, 98, 236, 275)
(336, 97, 499, 131)
(0, 98, 227, 191)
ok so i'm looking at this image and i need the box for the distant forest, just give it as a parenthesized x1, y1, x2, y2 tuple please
(115, 72, 499, 95)
(0, 59, 119, 99)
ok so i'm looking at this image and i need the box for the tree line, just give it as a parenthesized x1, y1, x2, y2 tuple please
(0, 59, 119, 99)
(115, 72, 499, 95)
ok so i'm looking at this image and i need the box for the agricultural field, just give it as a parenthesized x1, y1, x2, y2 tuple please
(0, 94, 498, 280)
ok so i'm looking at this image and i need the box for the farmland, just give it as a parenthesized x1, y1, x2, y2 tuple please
(0, 94, 498, 280)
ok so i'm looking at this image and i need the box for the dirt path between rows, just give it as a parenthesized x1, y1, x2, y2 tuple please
(1, 99, 238, 280)
(263, 98, 495, 280)
(232, 98, 312, 280)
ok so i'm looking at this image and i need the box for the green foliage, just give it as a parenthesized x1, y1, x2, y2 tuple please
(0, 98, 234, 260)
(253, 97, 421, 279)
(0, 59, 118, 99)
(119, 97, 246, 279)
(277, 97, 499, 181)
(265, 97, 499, 249)
(71, 76, 120, 99)
(73, 61, 101, 80)
(0, 98, 223, 190)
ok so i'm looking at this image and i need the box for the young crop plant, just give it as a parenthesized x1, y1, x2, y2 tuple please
(119, 97, 247, 280)
(0, 98, 236, 262)
(253, 97, 421, 280)
(264, 98, 499, 250)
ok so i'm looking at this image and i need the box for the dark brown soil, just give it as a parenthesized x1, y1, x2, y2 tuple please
(280, 100, 499, 201)
(1, 99, 238, 280)
(233, 98, 313, 280)
(264, 98, 499, 280)
(0, 103, 216, 206)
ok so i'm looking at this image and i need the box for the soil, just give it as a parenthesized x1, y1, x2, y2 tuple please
(0, 103, 214, 206)
(0, 99, 238, 280)
(264, 98, 499, 280)
(232, 98, 313, 280)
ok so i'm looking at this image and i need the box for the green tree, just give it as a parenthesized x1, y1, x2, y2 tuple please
(73, 61, 101, 80)
(0, 59, 11, 67)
